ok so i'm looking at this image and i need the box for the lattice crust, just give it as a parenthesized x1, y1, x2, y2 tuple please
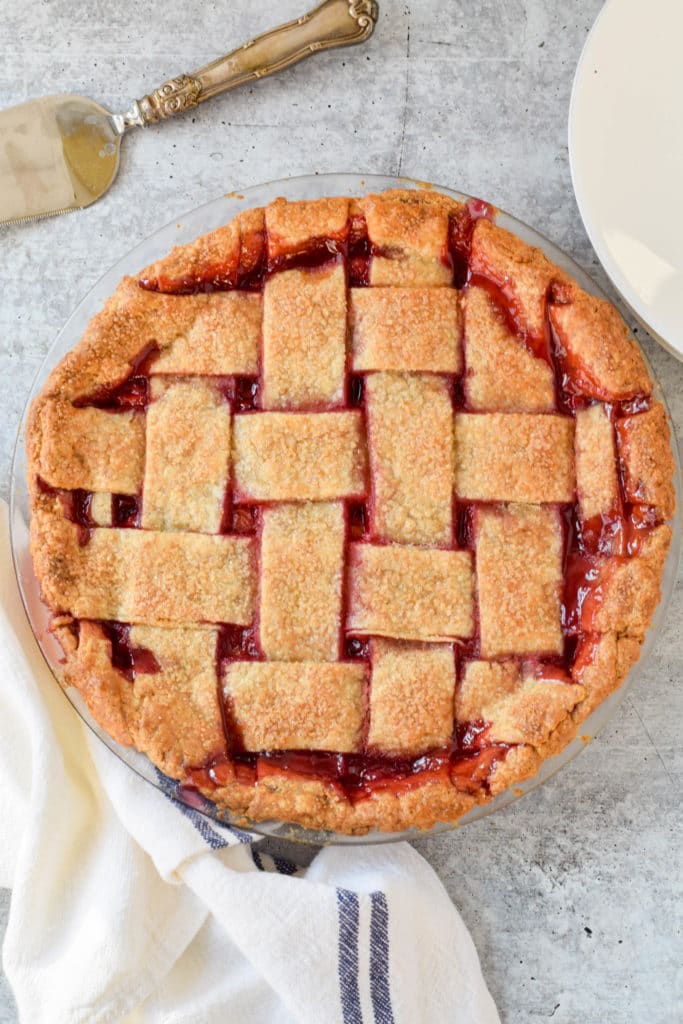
(225, 661, 365, 752)
(37, 400, 145, 494)
(457, 661, 585, 753)
(143, 379, 231, 533)
(232, 411, 366, 501)
(360, 191, 454, 286)
(615, 405, 676, 517)
(265, 196, 350, 257)
(128, 625, 227, 775)
(463, 286, 555, 412)
(350, 287, 461, 373)
(262, 265, 347, 409)
(31, 511, 256, 624)
(365, 372, 454, 545)
(27, 188, 676, 835)
(574, 404, 620, 521)
(260, 502, 345, 661)
(470, 218, 569, 340)
(476, 505, 564, 658)
(151, 292, 261, 376)
(367, 640, 456, 755)
(454, 413, 575, 503)
(347, 543, 474, 641)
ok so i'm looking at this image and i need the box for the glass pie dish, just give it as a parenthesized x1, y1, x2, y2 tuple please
(10, 173, 683, 845)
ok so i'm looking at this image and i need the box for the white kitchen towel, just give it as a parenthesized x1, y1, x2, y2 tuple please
(0, 500, 500, 1024)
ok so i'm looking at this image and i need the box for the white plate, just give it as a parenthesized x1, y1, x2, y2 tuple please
(569, 0, 683, 359)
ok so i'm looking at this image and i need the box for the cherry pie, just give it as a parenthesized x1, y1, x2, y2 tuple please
(27, 189, 676, 833)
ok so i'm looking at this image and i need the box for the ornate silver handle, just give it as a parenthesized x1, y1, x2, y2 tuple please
(114, 1, 378, 131)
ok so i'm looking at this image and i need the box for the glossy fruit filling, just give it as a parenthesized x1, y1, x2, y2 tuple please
(99, 622, 160, 680)
(112, 494, 140, 528)
(187, 731, 511, 804)
(447, 198, 496, 288)
(74, 343, 158, 410)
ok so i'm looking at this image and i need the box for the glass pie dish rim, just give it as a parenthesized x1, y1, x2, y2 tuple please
(9, 171, 683, 846)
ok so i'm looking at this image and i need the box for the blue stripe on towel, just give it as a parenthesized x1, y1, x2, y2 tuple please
(370, 891, 395, 1024)
(273, 855, 298, 875)
(336, 888, 363, 1024)
(154, 768, 250, 847)
(252, 847, 265, 871)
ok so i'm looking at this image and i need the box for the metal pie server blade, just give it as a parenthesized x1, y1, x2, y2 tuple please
(0, 96, 120, 225)
(0, 0, 378, 227)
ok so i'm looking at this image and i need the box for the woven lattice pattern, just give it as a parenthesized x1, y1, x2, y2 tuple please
(28, 191, 675, 832)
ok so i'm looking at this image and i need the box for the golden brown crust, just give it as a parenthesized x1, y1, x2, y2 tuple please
(463, 286, 555, 411)
(367, 640, 456, 755)
(350, 287, 461, 373)
(549, 285, 651, 400)
(475, 505, 564, 657)
(347, 543, 474, 642)
(365, 372, 454, 545)
(265, 196, 349, 256)
(151, 292, 261, 377)
(36, 400, 145, 494)
(128, 625, 226, 776)
(488, 745, 543, 796)
(360, 190, 455, 287)
(260, 502, 345, 661)
(232, 411, 367, 502)
(142, 380, 230, 533)
(591, 543, 667, 638)
(225, 662, 365, 753)
(138, 208, 263, 291)
(212, 772, 478, 835)
(262, 265, 347, 409)
(31, 510, 256, 625)
(571, 633, 642, 725)
(470, 219, 569, 338)
(574, 404, 619, 520)
(26, 188, 676, 834)
(457, 661, 585, 748)
(454, 412, 576, 503)
(616, 403, 676, 518)
(65, 621, 134, 746)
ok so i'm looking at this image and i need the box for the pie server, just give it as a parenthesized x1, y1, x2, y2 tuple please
(0, 0, 378, 226)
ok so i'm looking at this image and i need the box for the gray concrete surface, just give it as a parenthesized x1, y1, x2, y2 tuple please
(1, 1, 681, 1021)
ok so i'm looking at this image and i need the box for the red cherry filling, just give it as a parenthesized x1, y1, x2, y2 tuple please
(268, 238, 345, 276)
(347, 503, 368, 541)
(231, 506, 260, 535)
(348, 374, 364, 407)
(216, 375, 259, 411)
(99, 621, 160, 680)
(112, 494, 140, 528)
(470, 274, 551, 364)
(348, 213, 372, 286)
(57, 488, 94, 546)
(562, 554, 605, 635)
(625, 505, 661, 554)
(455, 718, 491, 750)
(577, 508, 625, 557)
(447, 198, 495, 289)
(74, 344, 158, 410)
(455, 504, 475, 549)
(449, 746, 509, 794)
(186, 714, 512, 804)
(345, 637, 370, 660)
(236, 228, 266, 291)
(218, 624, 261, 663)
